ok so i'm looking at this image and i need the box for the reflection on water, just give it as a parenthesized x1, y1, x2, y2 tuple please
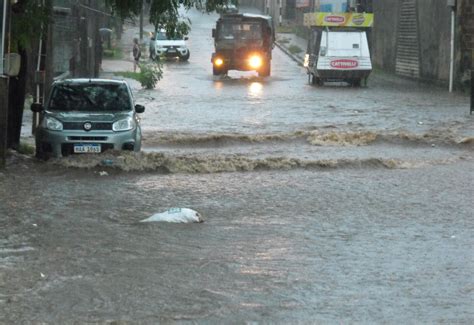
(248, 82, 263, 98)
(214, 80, 224, 90)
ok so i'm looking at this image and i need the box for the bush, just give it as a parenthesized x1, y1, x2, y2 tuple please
(17, 142, 35, 155)
(288, 45, 303, 55)
(137, 62, 163, 89)
(115, 62, 163, 89)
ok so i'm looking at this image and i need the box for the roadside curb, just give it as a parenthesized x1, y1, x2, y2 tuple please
(275, 41, 305, 67)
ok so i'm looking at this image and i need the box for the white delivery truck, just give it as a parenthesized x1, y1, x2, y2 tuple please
(303, 12, 374, 87)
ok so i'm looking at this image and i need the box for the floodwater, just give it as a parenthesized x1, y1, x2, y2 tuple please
(1, 7, 473, 323)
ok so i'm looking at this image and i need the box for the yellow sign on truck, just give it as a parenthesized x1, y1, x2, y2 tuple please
(304, 12, 374, 28)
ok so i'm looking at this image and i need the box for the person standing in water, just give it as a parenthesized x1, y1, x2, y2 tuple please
(132, 38, 141, 72)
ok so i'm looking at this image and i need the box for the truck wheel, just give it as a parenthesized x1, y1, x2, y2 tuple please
(35, 144, 50, 161)
(258, 62, 271, 77)
(352, 79, 362, 87)
(213, 66, 223, 76)
(312, 75, 323, 86)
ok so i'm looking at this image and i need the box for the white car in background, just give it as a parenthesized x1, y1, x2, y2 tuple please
(149, 29, 190, 61)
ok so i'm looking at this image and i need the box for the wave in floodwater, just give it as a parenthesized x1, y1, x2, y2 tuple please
(143, 130, 474, 148)
(54, 151, 461, 174)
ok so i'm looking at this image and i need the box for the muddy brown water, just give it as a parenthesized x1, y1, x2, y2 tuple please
(0, 155, 473, 323)
(2, 7, 474, 323)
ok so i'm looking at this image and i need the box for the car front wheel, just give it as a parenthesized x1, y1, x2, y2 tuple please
(180, 51, 190, 62)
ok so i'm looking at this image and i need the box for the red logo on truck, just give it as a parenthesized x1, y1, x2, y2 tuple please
(330, 59, 359, 69)
(324, 16, 345, 24)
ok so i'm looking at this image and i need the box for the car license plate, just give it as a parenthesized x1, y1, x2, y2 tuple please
(74, 144, 101, 153)
(167, 49, 176, 53)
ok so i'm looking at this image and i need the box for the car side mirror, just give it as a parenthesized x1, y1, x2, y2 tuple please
(212, 28, 216, 38)
(31, 103, 44, 113)
(135, 104, 145, 113)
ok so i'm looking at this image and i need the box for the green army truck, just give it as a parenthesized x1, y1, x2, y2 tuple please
(211, 13, 275, 77)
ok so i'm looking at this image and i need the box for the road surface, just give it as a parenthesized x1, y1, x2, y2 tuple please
(1, 8, 473, 323)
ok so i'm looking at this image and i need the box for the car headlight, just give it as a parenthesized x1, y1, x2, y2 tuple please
(113, 117, 136, 132)
(41, 116, 63, 131)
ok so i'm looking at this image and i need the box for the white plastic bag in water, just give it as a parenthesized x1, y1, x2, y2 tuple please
(140, 208, 203, 223)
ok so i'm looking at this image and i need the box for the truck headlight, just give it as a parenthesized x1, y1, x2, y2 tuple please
(248, 55, 263, 69)
(42, 116, 63, 131)
(113, 117, 135, 132)
(214, 58, 224, 66)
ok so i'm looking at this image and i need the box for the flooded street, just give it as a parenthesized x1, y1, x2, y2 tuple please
(1, 8, 473, 323)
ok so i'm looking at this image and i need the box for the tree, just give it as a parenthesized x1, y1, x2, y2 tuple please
(107, 0, 238, 35)
(7, 0, 50, 150)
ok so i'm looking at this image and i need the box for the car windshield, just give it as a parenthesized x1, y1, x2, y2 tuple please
(48, 84, 132, 112)
(156, 31, 182, 41)
(218, 22, 262, 40)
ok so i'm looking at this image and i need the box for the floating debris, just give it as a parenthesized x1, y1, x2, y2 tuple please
(140, 208, 204, 223)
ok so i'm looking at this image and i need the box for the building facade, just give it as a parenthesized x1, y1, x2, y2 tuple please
(372, 0, 470, 87)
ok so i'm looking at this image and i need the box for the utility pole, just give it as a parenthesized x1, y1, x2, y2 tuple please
(0, 0, 9, 168)
(139, 0, 144, 40)
(447, 0, 456, 93)
(0, 77, 8, 168)
(471, 70, 473, 115)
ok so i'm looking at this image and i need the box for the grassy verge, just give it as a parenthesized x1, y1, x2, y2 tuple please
(17, 142, 35, 155)
(288, 45, 303, 55)
(103, 47, 123, 60)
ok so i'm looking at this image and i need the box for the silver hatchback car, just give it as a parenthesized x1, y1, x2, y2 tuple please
(31, 79, 145, 159)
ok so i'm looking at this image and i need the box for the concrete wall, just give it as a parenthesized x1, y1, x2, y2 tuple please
(50, 0, 106, 79)
(417, 0, 451, 81)
(373, 0, 466, 85)
(372, 1, 399, 72)
(459, 0, 473, 75)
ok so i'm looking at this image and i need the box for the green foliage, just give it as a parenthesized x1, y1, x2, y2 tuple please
(137, 62, 163, 89)
(107, 0, 236, 37)
(11, 0, 51, 51)
(288, 45, 303, 55)
(115, 62, 163, 89)
(17, 142, 35, 156)
(103, 47, 123, 59)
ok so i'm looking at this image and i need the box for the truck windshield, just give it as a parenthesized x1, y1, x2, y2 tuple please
(48, 84, 132, 112)
(218, 22, 262, 40)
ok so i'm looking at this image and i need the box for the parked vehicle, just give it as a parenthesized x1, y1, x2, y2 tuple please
(303, 12, 374, 86)
(149, 29, 190, 61)
(211, 13, 275, 77)
(31, 79, 145, 159)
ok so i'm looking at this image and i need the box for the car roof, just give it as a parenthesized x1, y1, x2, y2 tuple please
(53, 78, 128, 86)
(221, 13, 271, 20)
